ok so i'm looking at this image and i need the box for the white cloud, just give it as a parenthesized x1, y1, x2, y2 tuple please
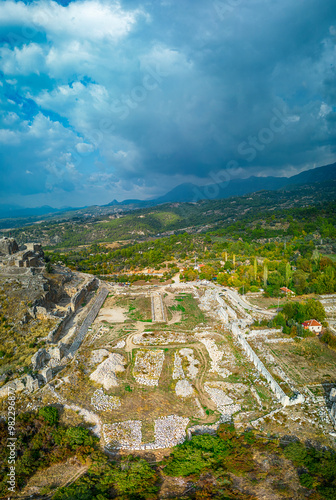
(0, 128, 19, 144)
(76, 142, 95, 154)
(0, 44, 45, 75)
(0, 0, 142, 41)
(319, 103, 332, 118)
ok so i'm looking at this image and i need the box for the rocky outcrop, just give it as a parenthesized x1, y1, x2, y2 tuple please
(0, 375, 39, 398)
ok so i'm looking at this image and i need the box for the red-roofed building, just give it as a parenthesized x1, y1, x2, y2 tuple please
(280, 287, 295, 295)
(302, 319, 322, 335)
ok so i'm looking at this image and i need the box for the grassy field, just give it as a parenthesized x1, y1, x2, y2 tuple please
(268, 337, 336, 385)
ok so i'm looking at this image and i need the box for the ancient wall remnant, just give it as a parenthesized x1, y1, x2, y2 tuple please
(232, 324, 304, 407)
(0, 238, 44, 268)
(70, 277, 99, 312)
(31, 348, 50, 370)
(0, 237, 19, 256)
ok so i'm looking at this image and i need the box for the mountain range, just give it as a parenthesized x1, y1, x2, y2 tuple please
(1, 162, 335, 220)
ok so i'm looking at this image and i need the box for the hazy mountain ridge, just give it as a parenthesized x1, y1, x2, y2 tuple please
(1, 162, 335, 226)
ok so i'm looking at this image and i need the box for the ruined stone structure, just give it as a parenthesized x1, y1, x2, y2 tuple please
(70, 277, 99, 312)
(0, 237, 19, 256)
(0, 237, 44, 268)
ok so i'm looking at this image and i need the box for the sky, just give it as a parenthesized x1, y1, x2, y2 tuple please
(0, 0, 335, 208)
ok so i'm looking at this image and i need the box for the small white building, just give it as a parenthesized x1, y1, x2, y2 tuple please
(302, 319, 322, 335)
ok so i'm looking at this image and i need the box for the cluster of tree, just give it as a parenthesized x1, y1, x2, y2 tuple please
(1, 410, 336, 499)
(39, 198, 336, 295)
(0, 406, 98, 496)
(284, 441, 336, 497)
(265, 298, 326, 336)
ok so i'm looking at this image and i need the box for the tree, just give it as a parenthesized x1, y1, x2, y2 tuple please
(263, 261, 268, 288)
(45, 261, 53, 274)
(285, 262, 292, 286)
(253, 258, 257, 281)
(305, 299, 326, 322)
(292, 270, 308, 295)
(102, 457, 158, 496)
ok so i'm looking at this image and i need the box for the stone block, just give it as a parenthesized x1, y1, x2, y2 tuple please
(330, 388, 336, 402)
(41, 367, 53, 383)
(31, 348, 50, 370)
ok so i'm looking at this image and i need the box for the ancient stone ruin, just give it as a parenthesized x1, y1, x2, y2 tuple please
(0, 237, 44, 268)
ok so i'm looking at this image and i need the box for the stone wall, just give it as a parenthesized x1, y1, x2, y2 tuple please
(0, 237, 19, 256)
(70, 277, 99, 312)
(47, 306, 73, 343)
(232, 324, 304, 407)
(69, 287, 109, 354)
(330, 403, 336, 429)
(47, 277, 99, 343)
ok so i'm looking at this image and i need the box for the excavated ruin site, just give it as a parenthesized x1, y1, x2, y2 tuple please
(1, 261, 336, 453)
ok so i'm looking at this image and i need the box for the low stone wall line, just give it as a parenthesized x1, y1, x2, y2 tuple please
(232, 324, 304, 407)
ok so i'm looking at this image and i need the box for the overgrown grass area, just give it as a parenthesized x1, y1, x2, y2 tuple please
(171, 293, 208, 330)
(269, 337, 336, 385)
(115, 295, 152, 322)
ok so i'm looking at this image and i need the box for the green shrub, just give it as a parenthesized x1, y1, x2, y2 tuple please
(38, 406, 59, 426)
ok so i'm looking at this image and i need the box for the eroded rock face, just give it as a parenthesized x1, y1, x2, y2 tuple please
(0, 237, 19, 256)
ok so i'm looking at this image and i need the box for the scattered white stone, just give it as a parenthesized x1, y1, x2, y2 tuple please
(103, 415, 189, 450)
(133, 349, 165, 386)
(90, 349, 110, 364)
(90, 353, 125, 390)
(172, 352, 184, 380)
(114, 340, 126, 349)
(152, 415, 189, 449)
(197, 336, 231, 378)
(91, 389, 121, 411)
(205, 382, 241, 421)
(103, 420, 142, 450)
(175, 379, 194, 398)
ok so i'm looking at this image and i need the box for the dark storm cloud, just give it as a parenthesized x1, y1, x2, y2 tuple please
(0, 0, 335, 207)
